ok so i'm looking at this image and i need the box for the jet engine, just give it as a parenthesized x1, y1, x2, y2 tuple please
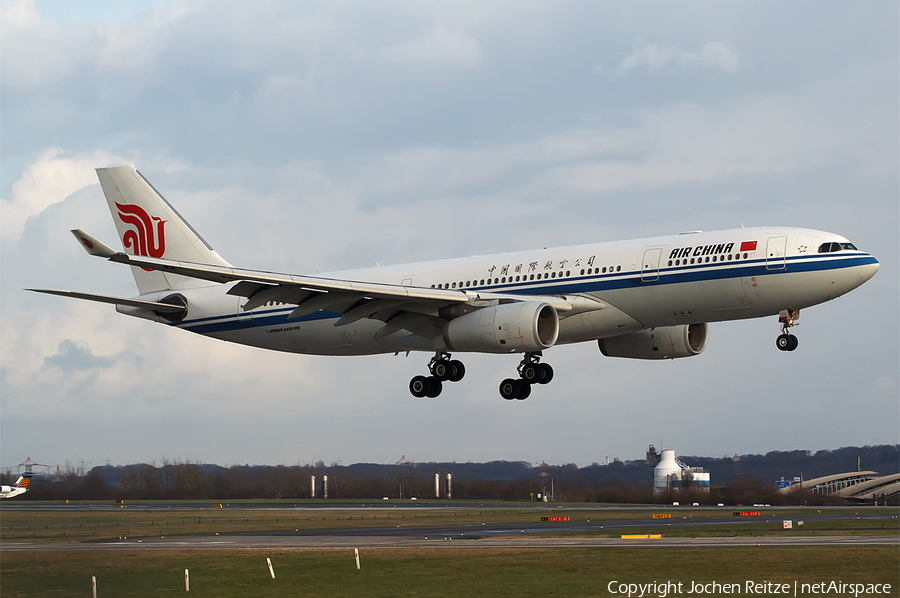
(444, 302, 559, 353)
(598, 323, 708, 360)
(154, 293, 188, 322)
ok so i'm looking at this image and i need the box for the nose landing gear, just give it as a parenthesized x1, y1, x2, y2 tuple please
(776, 309, 799, 352)
(409, 352, 466, 398)
(499, 352, 554, 400)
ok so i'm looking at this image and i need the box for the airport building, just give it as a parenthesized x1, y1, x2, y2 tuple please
(778, 471, 899, 504)
(650, 448, 710, 495)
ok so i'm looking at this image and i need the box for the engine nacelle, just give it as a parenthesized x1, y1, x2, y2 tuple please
(598, 323, 708, 360)
(444, 302, 559, 353)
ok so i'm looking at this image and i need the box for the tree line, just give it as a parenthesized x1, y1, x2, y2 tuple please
(1, 458, 877, 505)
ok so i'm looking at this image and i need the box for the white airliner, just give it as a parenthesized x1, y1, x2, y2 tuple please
(31, 166, 879, 400)
(1, 472, 35, 499)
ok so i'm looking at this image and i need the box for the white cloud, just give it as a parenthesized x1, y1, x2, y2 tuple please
(91, 0, 189, 70)
(0, 2, 896, 467)
(385, 27, 481, 68)
(614, 40, 739, 75)
(0, 0, 75, 90)
(0, 149, 116, 242)
(2, 0, 38, 27)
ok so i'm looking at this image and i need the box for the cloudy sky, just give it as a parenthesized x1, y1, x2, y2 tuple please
(2, 0, 897, 472)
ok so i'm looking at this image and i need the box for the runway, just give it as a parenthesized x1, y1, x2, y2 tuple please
(2, 503, 895, 552)
(3, 534, 896, 551)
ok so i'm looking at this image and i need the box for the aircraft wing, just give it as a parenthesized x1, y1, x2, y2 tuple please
(69, 230, 574, 332)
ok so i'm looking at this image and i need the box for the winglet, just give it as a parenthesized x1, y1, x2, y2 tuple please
(70, 229, 118, 258)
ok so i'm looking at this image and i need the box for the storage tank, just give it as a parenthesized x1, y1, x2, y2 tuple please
(654, 450, 682, 495)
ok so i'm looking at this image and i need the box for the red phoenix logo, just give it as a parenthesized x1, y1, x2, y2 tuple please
(116, 202, 167, 270)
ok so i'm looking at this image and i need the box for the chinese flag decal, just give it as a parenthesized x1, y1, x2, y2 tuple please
(740, 241, 757, 252)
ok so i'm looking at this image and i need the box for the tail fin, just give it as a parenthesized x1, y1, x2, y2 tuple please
(15, 472, 34, 489)
(96, 165, 232, 295)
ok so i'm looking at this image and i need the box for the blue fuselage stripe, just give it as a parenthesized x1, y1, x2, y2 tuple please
(177, 253, 876, 335)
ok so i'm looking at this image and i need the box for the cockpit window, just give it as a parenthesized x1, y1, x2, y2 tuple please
(818, 242, 858, 253)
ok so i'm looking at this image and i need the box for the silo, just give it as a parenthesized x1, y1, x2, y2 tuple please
(434, 473, 441, 499)
(310, 474, 316, 498)
(654, 450, 681, 495)
(322, 474, 329, 499)
(445, 472, 452, 500)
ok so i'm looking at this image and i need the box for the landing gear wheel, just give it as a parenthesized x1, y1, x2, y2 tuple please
(432, 359, 451, 381)
(425, 377, 443, 398)
(449, 360, 466, 382)
(500, 379, 519, 400)
(514, 380, 531, 400)
(776, 309, 800, 352)
(521, 363, 541, 384)
(776, 334, 798, 352)
(538, 363, 554, 384)
(410, 375, 429, 398)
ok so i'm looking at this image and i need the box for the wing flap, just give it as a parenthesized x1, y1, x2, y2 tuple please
(335, 299, 407, 326)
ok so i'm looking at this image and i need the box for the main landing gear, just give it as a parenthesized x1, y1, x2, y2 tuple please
(409, 352, 466, 398)
(776, 309, 799, 352)
(499, 352, 554, 400)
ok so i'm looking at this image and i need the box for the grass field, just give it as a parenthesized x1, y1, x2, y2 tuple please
(1, 547, 897, 597)
(2, 504, 897, 596)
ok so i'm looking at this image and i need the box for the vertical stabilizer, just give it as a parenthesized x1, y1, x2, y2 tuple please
(96, 166, 232, 294)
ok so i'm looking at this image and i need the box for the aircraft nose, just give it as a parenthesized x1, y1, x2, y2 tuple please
(859, 256, 879, 282)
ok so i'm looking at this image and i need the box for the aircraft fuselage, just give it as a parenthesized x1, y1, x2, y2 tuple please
(119, 226, 878, 356)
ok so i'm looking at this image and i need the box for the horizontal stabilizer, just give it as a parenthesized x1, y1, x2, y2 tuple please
(26, 289, 187, 314)
(70, 229, 118, 257)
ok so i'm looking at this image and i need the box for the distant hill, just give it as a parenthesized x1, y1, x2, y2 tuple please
(8, 444, 897, 501)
